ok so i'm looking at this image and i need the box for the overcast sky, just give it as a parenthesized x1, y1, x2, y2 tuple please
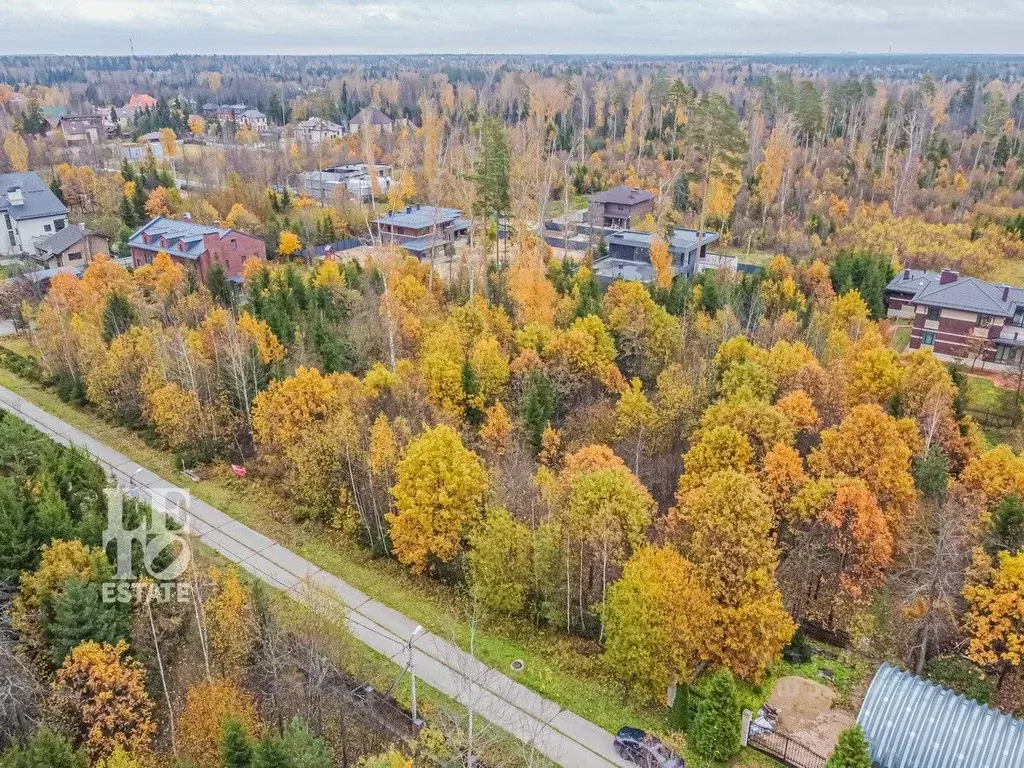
(2, 0, 1023, 55)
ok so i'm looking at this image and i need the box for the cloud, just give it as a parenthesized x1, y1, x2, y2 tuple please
(2, 0, 1024, 54)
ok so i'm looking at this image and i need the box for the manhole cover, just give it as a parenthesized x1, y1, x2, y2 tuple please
(510, 659, 525, 672)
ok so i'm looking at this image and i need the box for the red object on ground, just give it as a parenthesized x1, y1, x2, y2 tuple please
(231, 464, 247, 478)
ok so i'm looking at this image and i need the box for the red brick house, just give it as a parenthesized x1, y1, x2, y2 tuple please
(885, 268, 1024, 370)
(128, 216, 266, 281)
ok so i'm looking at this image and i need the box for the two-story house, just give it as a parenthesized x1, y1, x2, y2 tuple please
(0, 172, 70, 257)
(294, 117, 347, 144)
(593, 228, 721, 284)
(886, 268, 1024, 370)
(587, 185, 655, 229)
(128, 216, 266, 281)
(239, 109, 268, 133)
(374, 205, 470, 258)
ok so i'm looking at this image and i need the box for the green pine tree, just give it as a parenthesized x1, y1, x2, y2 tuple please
(207, 264, 233, 308)
(825, 725, 872, 768)
(32, 475, 73, 545)
(0, 478, 36, 581)
(521, 370, 556, 454)
(252, 735, 292, 768)
(462, 358, 484, 427)
(220, 719, 254, 768)
(46, 578, 130, 668)
(0, 727, 88, 768)
(102, 292, 138, 343)
(691, 670, 741, 762)
(279, 718, 332, 768)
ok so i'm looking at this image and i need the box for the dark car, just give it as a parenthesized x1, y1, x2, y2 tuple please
(613, 727, 686, 767)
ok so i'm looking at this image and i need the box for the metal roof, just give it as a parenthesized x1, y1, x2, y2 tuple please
(128, 216, 254, 261)
(886, 269, 1024, 318)
(35, 224, 92, 255)
(605, 228, 720, 254)
(589, 184, 654, 206)
(885, 269, 941, 295)
(858, 663, 1024, 768)
(375, 205, 463, 230)
(0, 172, 69, 222)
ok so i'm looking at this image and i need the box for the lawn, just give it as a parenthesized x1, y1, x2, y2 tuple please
(964, 375, 1023, 449)
(890, 325, 911, 352)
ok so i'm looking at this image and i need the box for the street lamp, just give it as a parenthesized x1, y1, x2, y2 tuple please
(408, 625, 425, 722)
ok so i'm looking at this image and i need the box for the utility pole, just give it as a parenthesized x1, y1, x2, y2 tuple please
(407, 625, 425, 722)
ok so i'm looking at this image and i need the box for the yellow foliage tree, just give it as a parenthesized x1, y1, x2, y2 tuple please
(178, 679, 258, 767)
(603, 546, 712, 703)
(963, 549, 1024, 682)
(388, 425, 489, 573)
(3, 131, 29, 172)
(144, 186, 173, 218)
(278, 230, 302, 259)
(50, 641, 156, 762)
(204, 567, 255, 679)
(669, 470, 795, 679)
(649, 236, 673, 290)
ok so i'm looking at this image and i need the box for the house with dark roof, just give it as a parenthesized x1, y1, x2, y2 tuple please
(0, 172, 70, 258)
(374, 205, 470, 258)
(857, 663, 1024, 768)
(593, 228, 721, 285)
(349, 106, 398, 134)
(128, 216, 266, 281)
(56, 115, 105, 144)
(33, 224, 109, 269)
(886, 268, 1024, 370)
(587, 185, 655, 229)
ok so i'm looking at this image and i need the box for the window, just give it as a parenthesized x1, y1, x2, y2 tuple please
(231, 239, 238, 250)
(926, 306, 942, 321)
(4, 213, 11, 230)
(43, 224, 52, 232)
(923, 332, 936, 346)
(54, 219, 65, 231)
(978, 314, 994, 327)
(67, 251, 82, 261)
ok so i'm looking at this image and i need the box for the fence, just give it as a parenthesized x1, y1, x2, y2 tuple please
(748, 729, 828, 768)
(967, 407, 1015, 429)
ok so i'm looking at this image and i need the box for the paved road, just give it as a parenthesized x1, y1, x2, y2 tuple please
(0, 385, 628, 768)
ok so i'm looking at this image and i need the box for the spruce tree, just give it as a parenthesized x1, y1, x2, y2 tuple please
(691, 669, 741, 762)
(220, 719, 254, 768)
(279, 718, 331, 767)
(825, 725, 872, 768)
(102, 292, 138, 343)
(46, 578, 130, 667)
(0, 478, 35, 581)
(521, 370, 556, 454)
(0, 727, 87, 768)
(252, 735, 291, 768)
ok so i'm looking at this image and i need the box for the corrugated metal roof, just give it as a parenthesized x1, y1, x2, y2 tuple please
(857, 663, 1024, 768)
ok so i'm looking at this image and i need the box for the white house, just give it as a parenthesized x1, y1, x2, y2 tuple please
(294, 116, 347, 144)
(1, 173, 70, 258)
(239, 109, 268, 133)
